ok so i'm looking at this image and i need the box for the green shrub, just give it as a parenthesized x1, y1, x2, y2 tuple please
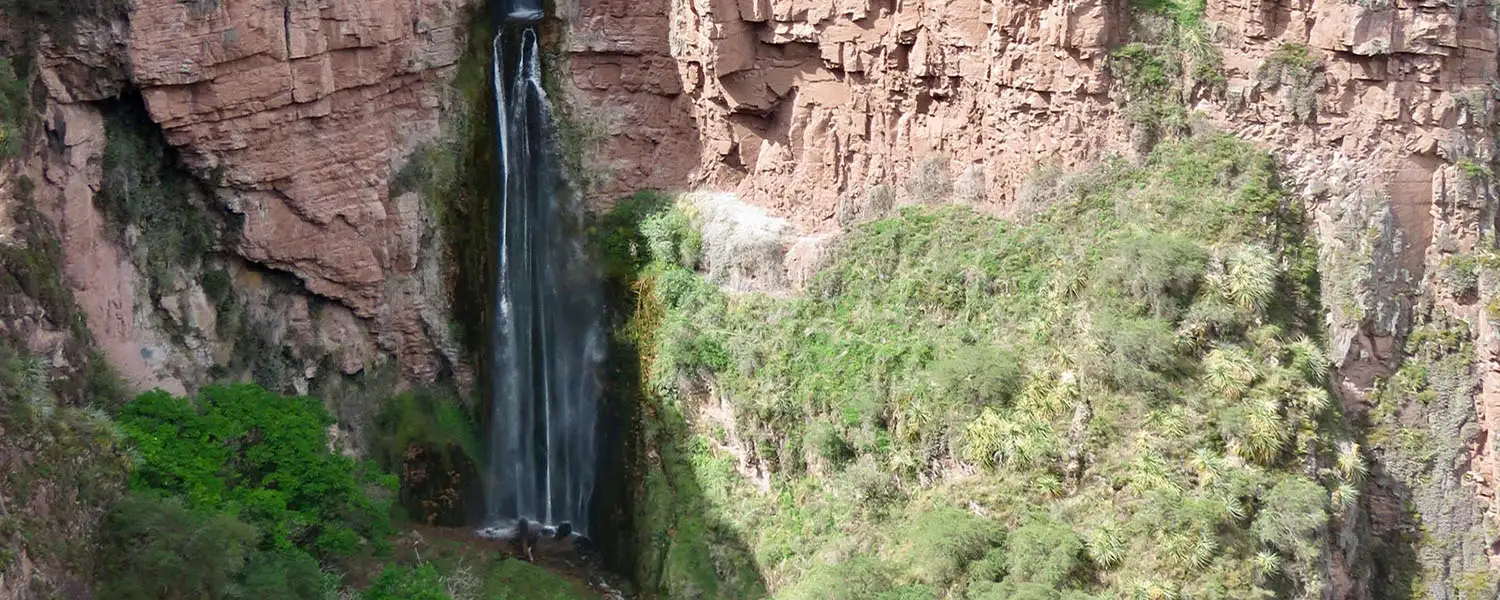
(932, 347, 1024, 407)
(879, 584, 939, 600)
(1458, 157, 1493, 181)
(896, 506, 1005, 586)
(98, 492, 260, 600)
(1440, 254, 1480, 296)
(781, 557, 896, 600)
(372, 388, 480, 473)
(809, 421, 855, 467)
(1005, 518, 1086, 588)
(1251, 477, 1328, 569)
(1255, 44, 1321, 123)
(365, 563, 451, 600)
(0, 58, 27, 157)
(118, 384, 395, 557)
(234, 550, 328, 600)
(640, 205, 702, 269)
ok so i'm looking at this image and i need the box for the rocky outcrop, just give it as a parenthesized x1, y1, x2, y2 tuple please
(563, 0, 1498, 226)
(13, 0, 480, 394)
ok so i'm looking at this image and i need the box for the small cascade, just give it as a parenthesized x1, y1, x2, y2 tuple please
(484, 4, 605, 538)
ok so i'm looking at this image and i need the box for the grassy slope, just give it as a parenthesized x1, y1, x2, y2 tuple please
(609, 134, 1371, 599)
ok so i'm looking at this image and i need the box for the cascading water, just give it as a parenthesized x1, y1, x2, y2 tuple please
(483, 1, 605, 538)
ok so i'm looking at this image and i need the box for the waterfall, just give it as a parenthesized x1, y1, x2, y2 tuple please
(484, 11, 604, 537)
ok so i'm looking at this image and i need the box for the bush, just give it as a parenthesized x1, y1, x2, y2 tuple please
(1004, 518, 1086, 588)
(0, 58, 27, 157)
(99, 99, 218, 295)
(234, 550, 328, 600)
(781, 557, 896, 600)
(932, 347, 1025, 407)
(372, 388, 480, 473)
(118, 384, 395, 557)
(907, 156, 954, 202)
(809, 421, 855, 467)
(98, 492, 260, 600)
(896, 506, 1005, 586)
(1252, 477, 1328, 566)
(1255, 44, 1321, 123)
(365, 563, 452, 600)
(1440, 254, 1480, 296)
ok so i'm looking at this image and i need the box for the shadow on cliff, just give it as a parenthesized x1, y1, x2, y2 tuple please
(589, 195, 769, 599)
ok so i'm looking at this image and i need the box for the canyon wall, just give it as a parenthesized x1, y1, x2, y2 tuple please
(559, 0, 1500, 593)
(5, 0, 1500, 594)
(5, 0, 480, 400)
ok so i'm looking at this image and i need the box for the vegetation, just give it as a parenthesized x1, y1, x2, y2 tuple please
(0, 0, 129, 42)
(0, 344, 131, 598)
(88, 379, 584, 598)
(371, 387, 482, 475)
(392, 15, 499, 375)
(1365, 316, 1497, 599)
(0, 176, 89, 339)
(117, 384, 396, 557)
(0, 58, 28, 157)
(1112, 0, 1223, 143)
(98, 384, 395, 599)
(604, 133, 1357, 599)
(98, 97, 220, 299)
(1255, 44, 1322, 124)
(366, 563, 452, 600)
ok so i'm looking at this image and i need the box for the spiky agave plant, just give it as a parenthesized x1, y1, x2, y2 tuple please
(1284, 337, 1329, 382)
(1206, 244, 1277, 313)
(1126, 577, 1181, 600)
(1252, 550, 1282, 582)
(1085, 522, 1127, 569)
(963, 408, 1056, 469)
(1235, 394, 1289, 465)
(1334, 441, 1367, 484)
(18, 354, 55, 422)
(1190, 447, 1226, 486)
(1330, 481, 1360, 514)
(1291, 386, 1331, 416)
(1203, 346, 1259, 400)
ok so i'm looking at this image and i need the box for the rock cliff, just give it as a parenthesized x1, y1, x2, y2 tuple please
(7, 0, 478, 397)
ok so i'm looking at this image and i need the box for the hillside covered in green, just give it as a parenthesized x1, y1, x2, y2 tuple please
(604, 133, 1417, 600)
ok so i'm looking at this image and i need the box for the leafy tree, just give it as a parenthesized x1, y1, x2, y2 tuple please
(118, 384, 394, 557)
(98, 492, 259, 600)
(233, 550, 328, 600)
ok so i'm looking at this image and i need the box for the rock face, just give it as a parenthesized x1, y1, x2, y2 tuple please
(21, 0, 478, 394)
(563, 0, 1497, 229)
(128, 0, 458, 318)
(129, 0, 471, 383)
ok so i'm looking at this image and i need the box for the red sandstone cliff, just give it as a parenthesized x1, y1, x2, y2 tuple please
(5, 0, 477, 396)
